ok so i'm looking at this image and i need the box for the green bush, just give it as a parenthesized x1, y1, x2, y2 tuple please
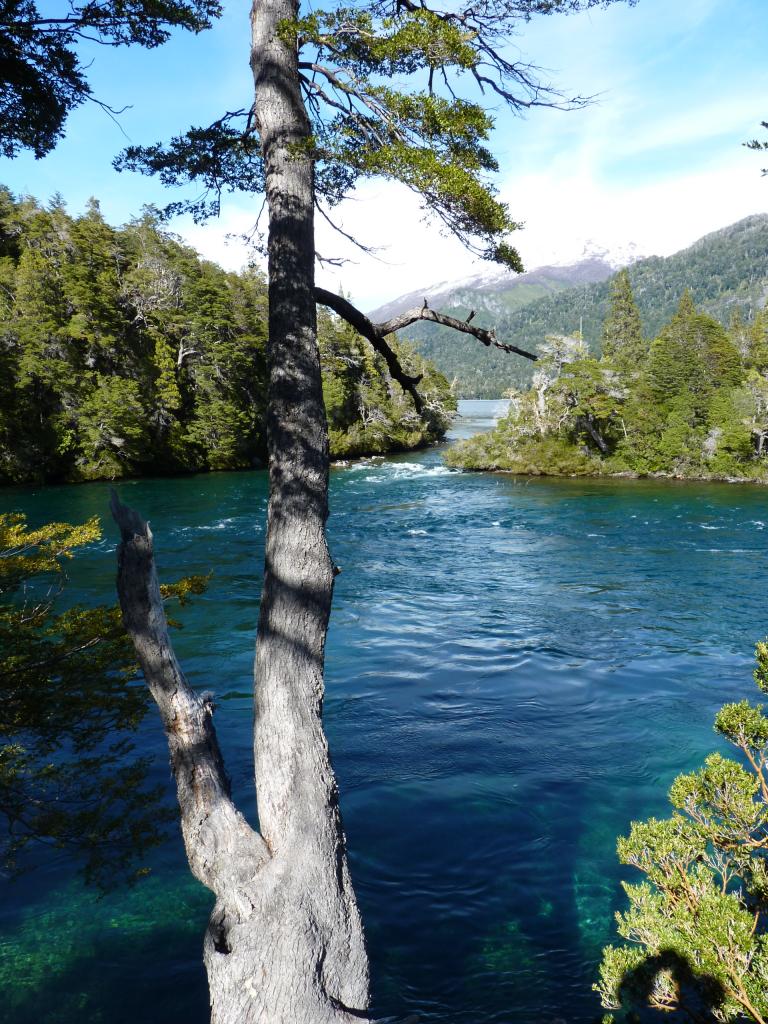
(596, 640, 768, 1024)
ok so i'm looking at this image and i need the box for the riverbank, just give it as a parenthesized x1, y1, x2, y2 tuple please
(1, 399, 455, 488)
(445, 409, 768, 486)
(448, 458, 768, 486)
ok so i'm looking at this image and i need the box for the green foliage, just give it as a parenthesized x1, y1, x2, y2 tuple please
(450, 290, 768, 483)
(319, 310, 456, 457)
(596, 641, 768, 1023)
(447, 425, 598, 476)
(747, 309, 768, 372)
(0, 511, 204, 886)
(75, 374, 150, 479)
(116, 115, 265, 222)
(754, 641, 768, 695)
(601, 268, 645, 370)
(116, 1, 634, 268)
(0, 188, 454, 483)
(0, 2, 221, 159)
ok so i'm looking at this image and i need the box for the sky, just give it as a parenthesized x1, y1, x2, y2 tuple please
(2, 0, 767, 310)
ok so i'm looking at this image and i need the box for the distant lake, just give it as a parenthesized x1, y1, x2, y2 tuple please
(2, 399, 768, 1023)
(448, 398, 510, 440)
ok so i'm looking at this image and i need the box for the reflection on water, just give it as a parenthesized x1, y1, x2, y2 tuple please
(2, 401, 767, 1023)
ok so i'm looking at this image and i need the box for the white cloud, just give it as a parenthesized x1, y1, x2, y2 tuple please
(179, 150, 768, 313)
(501, 155, 768, 268)
(177, 182, 480, 310)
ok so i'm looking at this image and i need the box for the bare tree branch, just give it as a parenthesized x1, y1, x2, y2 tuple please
(110, 491, 270, 893)
(315, 287, 425, 411)
(377, 304, 539, 360)
(314, 200, 384, 257)
(315, 288, 538, 413)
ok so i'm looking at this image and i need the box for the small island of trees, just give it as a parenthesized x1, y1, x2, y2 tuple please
(448, 270, 768, 483)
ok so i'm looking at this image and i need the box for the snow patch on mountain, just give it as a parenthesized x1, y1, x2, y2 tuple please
(552, 239, 647, 270)
(368, 240, 649, 321)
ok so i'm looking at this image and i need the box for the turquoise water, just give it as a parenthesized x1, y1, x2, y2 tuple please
(2, 399, 768, 1023)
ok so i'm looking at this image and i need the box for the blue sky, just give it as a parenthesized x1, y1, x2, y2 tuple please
(2, 0, 767, 308)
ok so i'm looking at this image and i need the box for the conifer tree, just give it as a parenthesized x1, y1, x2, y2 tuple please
(645, 293, 707, 410)
(597, 639, 768, 1024)
(0, 2, 222, 158)
(601, 268, 645, 370)
(0, 189, 451, 483)
(62, 199, 125, 373)
(450, 288, 764, 480)
(747, 305, 768, 372)
(676, 287, 697, 320)
(644, 293, 741, 417)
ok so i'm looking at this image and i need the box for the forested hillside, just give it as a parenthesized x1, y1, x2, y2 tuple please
(448, 272, 768, 482)
(406, 215, 768, 397)
(369, 245, 629, 323)
(0, 189, 454, 484)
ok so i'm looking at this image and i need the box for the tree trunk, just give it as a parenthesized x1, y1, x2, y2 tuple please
(234, 0, 370, 1020)
(113, 3, 370, 1021)
(577, 414, 609, 454)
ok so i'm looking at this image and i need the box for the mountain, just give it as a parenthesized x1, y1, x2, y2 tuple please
(369, 240, 645, 323)
(381, 216, 768, 399)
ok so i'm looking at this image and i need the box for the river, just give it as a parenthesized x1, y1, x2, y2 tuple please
(2, 399, 768, 1023)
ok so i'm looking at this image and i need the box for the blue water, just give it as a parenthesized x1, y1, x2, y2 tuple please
(2, 399, 768, 1023)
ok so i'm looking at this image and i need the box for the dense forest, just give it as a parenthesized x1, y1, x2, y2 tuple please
(406, 215, 768, 398)
(448, 269, 768, 482)
(0, 189, 454, 484)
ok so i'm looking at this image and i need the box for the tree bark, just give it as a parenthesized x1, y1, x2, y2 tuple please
(577, 414, 609, 454)
(113, 4, 370, 1022)
(315, 287, 539, 414)
(216, 1, 368, 1020)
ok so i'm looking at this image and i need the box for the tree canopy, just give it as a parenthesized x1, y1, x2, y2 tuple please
(387, 215, 768, 399)
(117, 0, 635, 267)
(0, 187, 454, 484)
(448, 283, 768, 481)
(0, 1, 221, 158)
(601, 268, 644, 371)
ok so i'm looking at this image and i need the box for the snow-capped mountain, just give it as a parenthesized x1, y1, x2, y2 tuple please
(368, 240, 647, 322)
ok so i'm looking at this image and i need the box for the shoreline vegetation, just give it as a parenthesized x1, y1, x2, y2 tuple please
(0, 188, 455, 486)
(447, 270, 768, 486)
(450, 461, 768, 487)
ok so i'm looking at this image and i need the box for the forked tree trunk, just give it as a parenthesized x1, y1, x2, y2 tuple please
(245, 0, 369, 1018)
(112, 1, 370, 1021)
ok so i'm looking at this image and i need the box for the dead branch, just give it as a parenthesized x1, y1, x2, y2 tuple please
(315, 288, 538, 413)
(378, 303, 538, 360)
(110, 491, 270, 893)
(315, 287, 425, 411)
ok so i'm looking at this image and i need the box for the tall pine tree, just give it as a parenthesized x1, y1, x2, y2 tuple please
(601, 268, 645, 370)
